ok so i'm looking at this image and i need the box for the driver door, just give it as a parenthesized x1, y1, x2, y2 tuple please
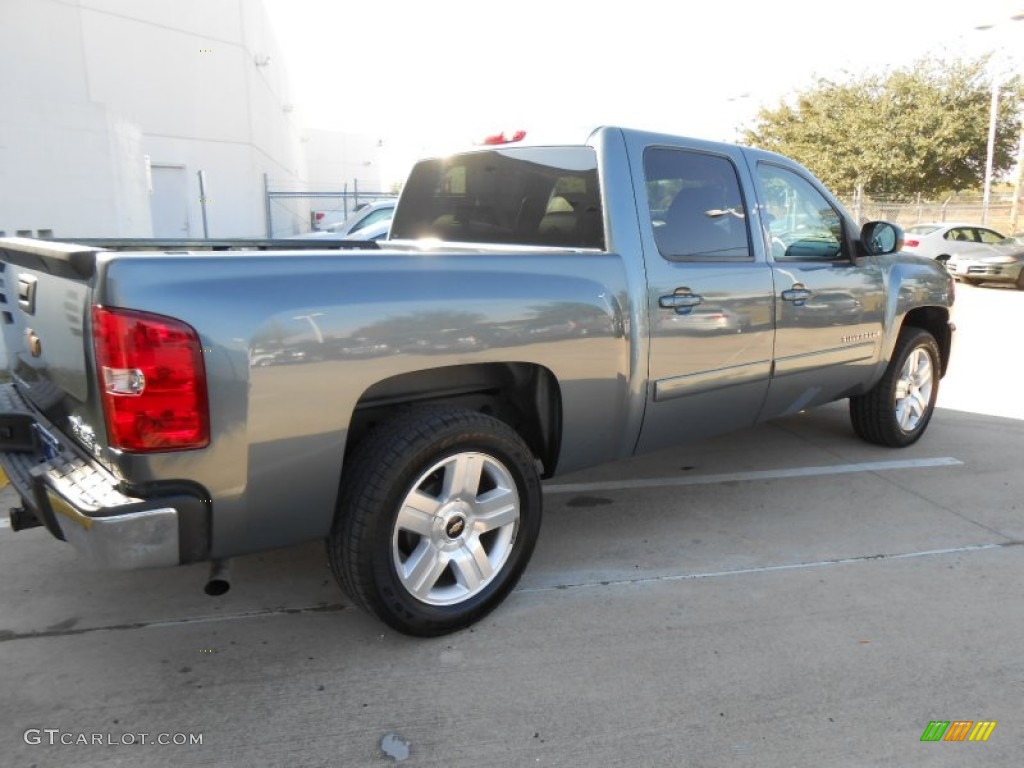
(755, 162, 885, 420)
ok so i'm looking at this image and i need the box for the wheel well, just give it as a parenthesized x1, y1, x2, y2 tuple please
(901, 306, 952, 376)
(347, 363, 562, 477)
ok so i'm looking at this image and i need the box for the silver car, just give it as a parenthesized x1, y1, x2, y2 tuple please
(293, 199, 395, 239)
(945, 238, 1024, 289)
(902, 222, 1006, 262)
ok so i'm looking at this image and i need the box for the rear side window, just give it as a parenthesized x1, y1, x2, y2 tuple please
(944, 227, 976, 242)
(644, 147, 752, 261)
(390, 147, 604, 249)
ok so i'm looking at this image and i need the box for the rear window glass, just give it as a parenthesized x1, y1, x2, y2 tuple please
(389, 147, 604, 249)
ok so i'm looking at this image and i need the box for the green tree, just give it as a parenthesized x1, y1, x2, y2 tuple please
(741, 57, 1023, 198)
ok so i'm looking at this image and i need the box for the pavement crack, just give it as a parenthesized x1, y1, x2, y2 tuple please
(867, 468, 1016, 542)
(770, 419, 1015, 542)
(0, 602, 346, 644)
(515, 542, 1012, 595)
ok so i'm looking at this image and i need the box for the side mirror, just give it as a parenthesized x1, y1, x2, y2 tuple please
(859, 221, 903, 256)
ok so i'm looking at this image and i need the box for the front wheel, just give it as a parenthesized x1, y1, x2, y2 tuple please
(328, 407, 542, 636)
(850, 328, 940, 447)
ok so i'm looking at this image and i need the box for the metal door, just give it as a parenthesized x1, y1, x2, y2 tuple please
(150, 165, 191, 237)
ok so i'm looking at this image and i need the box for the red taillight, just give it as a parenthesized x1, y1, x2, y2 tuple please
(904, 239, 919, 248)
(92, 306, 209, 452)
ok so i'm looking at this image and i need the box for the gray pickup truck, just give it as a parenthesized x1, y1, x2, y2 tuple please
(0, 126, 954, 636)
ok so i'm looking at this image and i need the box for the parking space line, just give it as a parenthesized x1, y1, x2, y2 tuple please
(543, 457, 963, 495)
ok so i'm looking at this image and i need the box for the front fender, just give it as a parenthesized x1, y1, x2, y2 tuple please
(875, 252, 955, 377)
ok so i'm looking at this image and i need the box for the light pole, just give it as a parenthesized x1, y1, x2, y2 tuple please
(976, 15, 1023, 228)
(1010, 118, 1024, 233)
(724, 93, 752, 142)
(981, 78, 999, 225)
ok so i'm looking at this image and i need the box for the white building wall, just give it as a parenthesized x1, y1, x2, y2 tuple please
(0, 0, 307, 238)
(0, 98, 149, 237)
(304, 130, 386, 193)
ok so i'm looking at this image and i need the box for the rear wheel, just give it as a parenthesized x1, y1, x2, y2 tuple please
(850, 328, 940, 447)
(328, 407, 542, 636)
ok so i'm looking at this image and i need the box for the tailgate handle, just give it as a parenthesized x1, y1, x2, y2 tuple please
(17, 275, 37, 314)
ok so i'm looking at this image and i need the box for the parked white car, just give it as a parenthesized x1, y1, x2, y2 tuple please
(901, 222, 1006, 262)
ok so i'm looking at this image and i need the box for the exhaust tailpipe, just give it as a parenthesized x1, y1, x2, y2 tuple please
(204, 559, 232, 596)
(9, 506, 43, 532)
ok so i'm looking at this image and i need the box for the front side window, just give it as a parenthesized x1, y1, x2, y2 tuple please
(644, 148, 751, 261)
(758, 164, 845, 261)
(389, 147, 604, 249)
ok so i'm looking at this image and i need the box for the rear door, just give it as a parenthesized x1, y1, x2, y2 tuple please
(634, 142, 775, 453)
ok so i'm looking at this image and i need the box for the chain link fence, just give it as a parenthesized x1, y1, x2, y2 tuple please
(839, 193, 1020, 235)
(263, 176, 398, 238)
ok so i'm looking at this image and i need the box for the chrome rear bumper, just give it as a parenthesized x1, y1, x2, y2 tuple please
(0, 383, 208, 569)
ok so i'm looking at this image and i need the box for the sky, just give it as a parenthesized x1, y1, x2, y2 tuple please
(264, 0, 1024, 177)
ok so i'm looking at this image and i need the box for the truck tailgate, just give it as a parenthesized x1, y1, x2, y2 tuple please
(0, 238, 103, 455)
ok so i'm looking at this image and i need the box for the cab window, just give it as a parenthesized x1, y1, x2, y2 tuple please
(390, 147, 604, 248)
(644, 148, 752, 261)
(758, 163, 845, 261)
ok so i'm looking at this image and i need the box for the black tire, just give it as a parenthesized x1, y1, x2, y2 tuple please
(1016, 270, 1024, 291)
(850, 328, 941, 447)
(327, 407, 542, 636)
(963, 277, 981, 286)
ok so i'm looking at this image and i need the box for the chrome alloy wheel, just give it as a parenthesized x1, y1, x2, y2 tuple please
(392, 451, 520, 606)
(894, 346, 934, 432)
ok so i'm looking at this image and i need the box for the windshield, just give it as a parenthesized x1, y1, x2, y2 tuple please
(390, 147, 604, 249)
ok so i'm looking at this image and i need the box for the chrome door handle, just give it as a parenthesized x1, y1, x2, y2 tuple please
(781, 285, 812, 305)
(659, 289, 703, 314)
